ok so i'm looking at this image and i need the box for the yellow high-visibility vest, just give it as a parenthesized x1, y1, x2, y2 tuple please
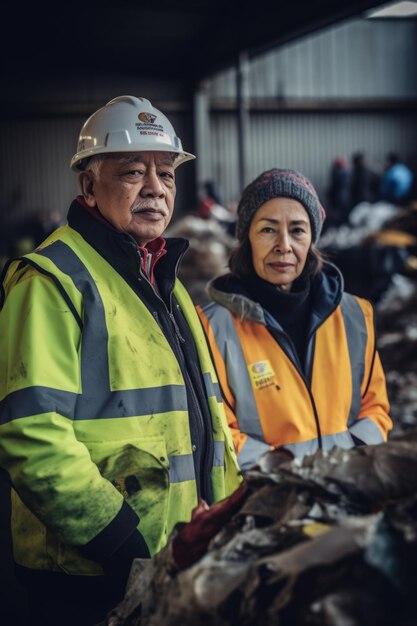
(0, 225, 241, 574)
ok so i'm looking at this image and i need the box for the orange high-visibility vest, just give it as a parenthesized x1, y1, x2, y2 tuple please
(198, 273, 392, 470)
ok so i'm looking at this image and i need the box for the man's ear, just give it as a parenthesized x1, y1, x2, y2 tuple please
(78, 171, 96, 207)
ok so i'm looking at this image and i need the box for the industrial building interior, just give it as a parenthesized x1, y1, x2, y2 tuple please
(3, 0, 414, 214)
(1, 1, 417, 625)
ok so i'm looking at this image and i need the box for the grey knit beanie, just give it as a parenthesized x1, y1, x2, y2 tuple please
(236, 168, 326, 243)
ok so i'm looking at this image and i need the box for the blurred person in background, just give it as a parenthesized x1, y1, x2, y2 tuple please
(196, 179, 236, 237)
(196, 179, 224, 219)
(350, 151, 380, 209)
(380, 151, 414, 206)
(198, 168, 392, 471)
(0, 95, 240, 625)
(326, 156, 352, 228)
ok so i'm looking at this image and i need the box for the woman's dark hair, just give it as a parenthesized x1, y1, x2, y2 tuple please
(229, 233, 325, 279)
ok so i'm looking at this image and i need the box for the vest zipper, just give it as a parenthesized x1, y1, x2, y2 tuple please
(169, 312, 185, 343)
(138, 260, 209, 501)
(268, 325, 323, 449)
(181, 364, 208, 501)
(166, 257, 212, 501)
(146, 251, 153, 277)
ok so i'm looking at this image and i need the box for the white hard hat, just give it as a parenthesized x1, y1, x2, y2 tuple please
(70, 95, 195, 171)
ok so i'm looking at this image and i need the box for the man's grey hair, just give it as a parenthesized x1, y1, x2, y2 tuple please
(83, 154, 108, 177)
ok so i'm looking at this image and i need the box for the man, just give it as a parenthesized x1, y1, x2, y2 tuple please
(0, 95, 241, 625)
(380, 151, 414, 205)
(350, 151, 380, 209)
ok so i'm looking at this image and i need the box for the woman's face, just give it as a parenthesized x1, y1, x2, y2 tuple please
(248, 197, 312, 291)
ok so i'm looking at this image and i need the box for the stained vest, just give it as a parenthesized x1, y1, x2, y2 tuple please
(198, 269, 392, 470)
(0, 225, 241, 574)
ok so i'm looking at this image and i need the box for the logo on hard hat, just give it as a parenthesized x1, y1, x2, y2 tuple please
(138, 112, 157, 124)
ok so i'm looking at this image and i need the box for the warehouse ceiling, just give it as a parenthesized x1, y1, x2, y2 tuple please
(3, 1, 388, 86)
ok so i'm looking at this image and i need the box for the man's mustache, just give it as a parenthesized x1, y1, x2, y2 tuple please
(130, 202, 167, 215)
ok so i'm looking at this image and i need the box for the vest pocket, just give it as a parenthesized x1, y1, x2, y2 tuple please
(87, 437, 170, 556)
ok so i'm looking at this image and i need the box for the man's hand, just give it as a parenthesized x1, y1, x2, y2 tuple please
(101, 529, 150, 584)
(172, 481, 249, 570)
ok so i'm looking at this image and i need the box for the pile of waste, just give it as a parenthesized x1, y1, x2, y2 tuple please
(100, 203, 417, 626)
(319, 201, 401, 250)
(319, 202, 417, 303)
(376, 275, 417, 436)
(166, 215, 235, 306)
(102, 431, 417, 626)
(320, 201, 417, 435)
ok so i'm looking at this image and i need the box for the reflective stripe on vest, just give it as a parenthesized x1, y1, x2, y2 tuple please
(168, 440, 224, 482)
(349, 416, 384, 444)
(203, 304, 263, 440)
(202, 372, 222, 403)
(238, 437, 271, 471)
(283, 431, 355, 457)
(168, 454, 195, 483)
(0, 384, 188, 425)
(282, 419, 384, 456)
(213, 439, 225, 467)
(340, 293, 366, 427)
(238, 429, 364, 470)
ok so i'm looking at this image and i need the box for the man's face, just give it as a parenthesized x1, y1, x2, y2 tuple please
(81, 151, 176, 245)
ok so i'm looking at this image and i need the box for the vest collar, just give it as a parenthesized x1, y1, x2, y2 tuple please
(67, 198, 188, 285)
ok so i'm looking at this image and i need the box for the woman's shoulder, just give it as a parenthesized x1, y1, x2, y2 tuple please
(203, 274, 265, 324)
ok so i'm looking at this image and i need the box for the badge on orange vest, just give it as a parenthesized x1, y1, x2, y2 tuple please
(248, 360, 276, 390)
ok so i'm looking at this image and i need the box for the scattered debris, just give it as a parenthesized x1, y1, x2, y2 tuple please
(97, 204, 417, 626)
(320, 201, 417, 436)
(101, 430, 417, 626)
(376, 276, 417, 436)
(166, 216, 235, 306)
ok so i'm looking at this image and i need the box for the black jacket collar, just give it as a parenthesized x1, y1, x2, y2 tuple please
(210, 261, 343, 326)
(67, 199, 189, 289)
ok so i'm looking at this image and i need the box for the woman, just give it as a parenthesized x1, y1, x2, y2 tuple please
(198, 168, 392, 470)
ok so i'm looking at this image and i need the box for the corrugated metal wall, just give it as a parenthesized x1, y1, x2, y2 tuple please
(1, 18, 416, 230)
(0, 118, 81, 230)
(209, 19, 417, 99)
(211, 111, 417, 204)
(206, 18, 417, 204)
